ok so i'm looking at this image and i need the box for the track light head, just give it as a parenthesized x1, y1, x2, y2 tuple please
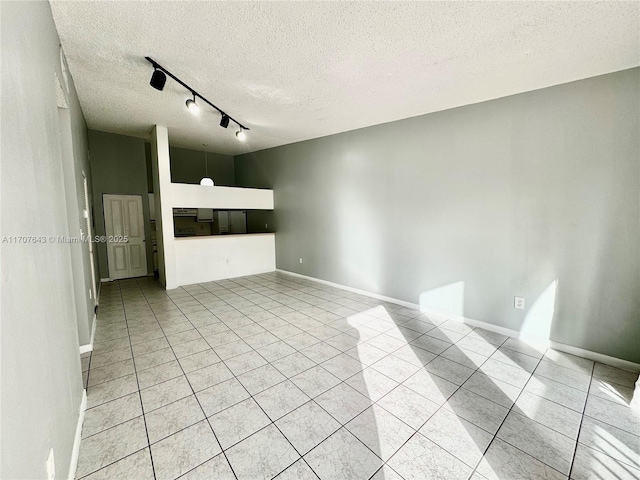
(220, 114, 230, 128)
(236, 128, 246, 141)
(150, 69, 166, 91)
(185, 95, 200, 115)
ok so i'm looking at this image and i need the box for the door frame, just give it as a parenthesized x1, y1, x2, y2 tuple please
(83, 172, 98, 306)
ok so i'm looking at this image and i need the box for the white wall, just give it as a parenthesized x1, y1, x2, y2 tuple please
(169, 184, 275, 287)
(175, 233, 276, 285)
(171, 183, 274, 209)
(150, 125, 177, 288)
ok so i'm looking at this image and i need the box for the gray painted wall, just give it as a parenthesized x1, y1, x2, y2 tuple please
(58, 56, 97, 347)
(1, 1, 86, 478)
(236, 68, 640, 364)
(246, 210, 276, 234)
(88, 130, 154, 278)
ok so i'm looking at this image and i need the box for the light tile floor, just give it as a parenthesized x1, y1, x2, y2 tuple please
(78, 273, 640, 480)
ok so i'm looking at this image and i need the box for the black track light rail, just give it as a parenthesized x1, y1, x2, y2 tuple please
(145, 56, 250, 131)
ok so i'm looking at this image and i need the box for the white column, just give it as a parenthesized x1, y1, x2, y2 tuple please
(150, 125, 178, 289)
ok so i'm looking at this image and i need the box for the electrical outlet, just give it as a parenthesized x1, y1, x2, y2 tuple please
(514, 296, 525, 309)
(46, 448, 55, 480)
(299, 258, 303, 264)
(89, 289, 92, 300)
(265, 224, 268, 229)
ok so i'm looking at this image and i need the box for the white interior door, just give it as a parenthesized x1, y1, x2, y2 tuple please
(104, 194, 147, 280)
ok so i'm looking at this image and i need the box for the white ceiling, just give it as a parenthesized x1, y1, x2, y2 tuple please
(50, 1, 639, 156)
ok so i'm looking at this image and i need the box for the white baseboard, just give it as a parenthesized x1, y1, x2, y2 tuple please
(548, 341, 640, 373)
(79, 313, 97, 355)
(68, 389, 87, 480)
(100, 277, 111, 283)
(276, 269, 420, 310)
(96, 281, 101, 306)
(276, 269, 640, 373)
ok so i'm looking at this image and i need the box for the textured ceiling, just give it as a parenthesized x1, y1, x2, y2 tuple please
(50, 1, 639, 156)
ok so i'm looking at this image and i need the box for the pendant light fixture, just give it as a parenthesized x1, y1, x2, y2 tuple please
(200, 149, 214, 186)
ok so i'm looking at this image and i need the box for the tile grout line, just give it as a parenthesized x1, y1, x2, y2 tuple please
(566, 361, 596, 479)
(83, 351, 93, 393)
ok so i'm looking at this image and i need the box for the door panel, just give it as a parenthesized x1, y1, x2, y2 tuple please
(127, 200, 141, 237)
(129, 244, 144, 270)
(104, 194, 147, 280)
(113, 245, 128, 273)
(125, 196, 147, 278)
(109, 199, 124, 237)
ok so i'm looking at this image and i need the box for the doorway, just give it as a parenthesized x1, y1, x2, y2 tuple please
(103, 194, 148, 279)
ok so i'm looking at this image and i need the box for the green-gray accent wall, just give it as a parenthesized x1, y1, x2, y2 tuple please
(235, 68, 640, 364)
(168, 146, 235, 186)
(88, 130, 154, 278)
(144, 143, 236, 191)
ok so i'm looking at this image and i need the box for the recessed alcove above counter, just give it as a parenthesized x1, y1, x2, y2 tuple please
(173, 208, 275, 237)
(171, 182, 275, 238)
